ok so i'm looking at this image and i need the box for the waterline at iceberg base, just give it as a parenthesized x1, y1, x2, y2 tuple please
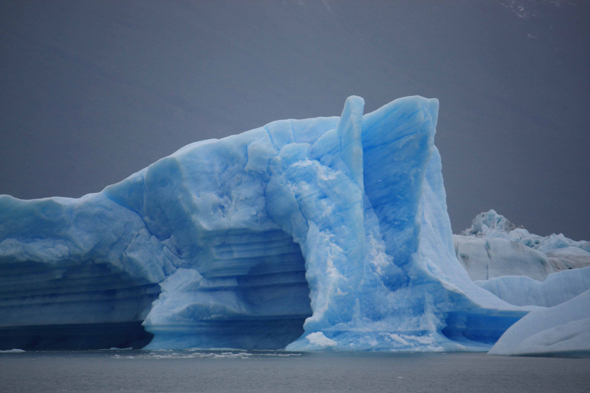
(0, 96, 587, 355)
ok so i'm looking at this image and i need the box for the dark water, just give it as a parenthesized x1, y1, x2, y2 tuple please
(1, 350, 589, 393)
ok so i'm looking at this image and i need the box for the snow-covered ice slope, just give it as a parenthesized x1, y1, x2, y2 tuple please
(489, 289, 590, 357)
(0, 96, 528, 351)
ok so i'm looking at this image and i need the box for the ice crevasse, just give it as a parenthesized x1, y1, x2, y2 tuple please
(0, 95, 570, 352)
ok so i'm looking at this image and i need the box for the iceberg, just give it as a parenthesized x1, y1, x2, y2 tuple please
(2, 95, 586, 353)
(455, 210, 590, 281)
(454, 210, 590, 306)
(453, 211, 590, 356)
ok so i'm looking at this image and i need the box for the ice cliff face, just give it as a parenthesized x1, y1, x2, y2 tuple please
(2, 96, 585, 353)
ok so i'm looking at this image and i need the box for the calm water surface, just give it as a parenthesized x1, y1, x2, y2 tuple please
(1, 350, 589, 393)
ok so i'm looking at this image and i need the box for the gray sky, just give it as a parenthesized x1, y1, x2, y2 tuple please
(0, 0, 588, 240)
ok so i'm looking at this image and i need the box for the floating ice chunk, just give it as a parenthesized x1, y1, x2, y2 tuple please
(306, 332, 337, 348)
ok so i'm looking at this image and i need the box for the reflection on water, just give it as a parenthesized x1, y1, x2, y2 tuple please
(111, 348, 303, 360)
(1, 350, 589, 393)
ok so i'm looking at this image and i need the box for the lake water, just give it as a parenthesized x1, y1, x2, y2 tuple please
(1, 350, 589, 392)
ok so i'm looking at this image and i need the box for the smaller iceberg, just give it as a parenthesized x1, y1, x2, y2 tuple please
(454, 209, 590, 282)
(455, 210, 590, 356)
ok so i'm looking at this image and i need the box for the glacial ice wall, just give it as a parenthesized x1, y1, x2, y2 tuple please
(0, 96, 530, 351)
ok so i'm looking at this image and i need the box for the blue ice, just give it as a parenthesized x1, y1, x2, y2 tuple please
(3, 95, 585, 353)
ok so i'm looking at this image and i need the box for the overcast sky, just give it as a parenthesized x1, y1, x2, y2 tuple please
(0, 0, 588, 240)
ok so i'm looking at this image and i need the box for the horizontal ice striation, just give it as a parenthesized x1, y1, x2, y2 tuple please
(0, 262, 158, 350)
(0, 196, 161, 350)
(1, 96, 537, 351)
